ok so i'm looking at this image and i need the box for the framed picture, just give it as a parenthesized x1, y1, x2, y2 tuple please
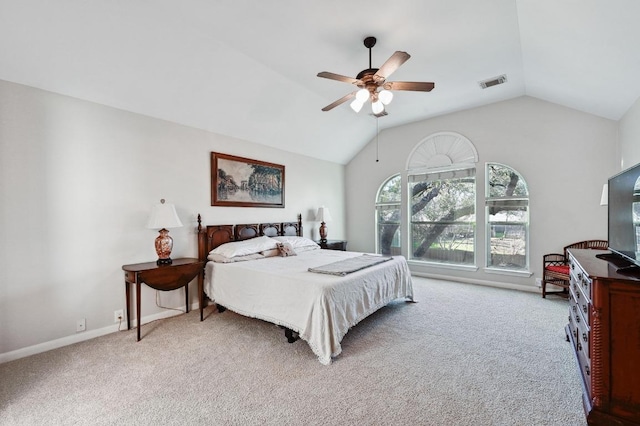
(211, 152, 285, 208)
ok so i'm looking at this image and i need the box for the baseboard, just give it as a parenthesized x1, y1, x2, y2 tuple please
(411, 271, 539, 294)
(0, 302, 201, 364)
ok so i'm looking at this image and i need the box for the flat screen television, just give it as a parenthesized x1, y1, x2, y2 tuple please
(606, 162, 640, 271)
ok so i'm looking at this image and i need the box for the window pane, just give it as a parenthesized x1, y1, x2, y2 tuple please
(411, 222, 475, 264)
(487, 207, 528, 270)
(409, 173, 476, 265)
(487, 164, 528, 198)
(376, 174, 402, 255)
(486, 162, 529, 272)
(377, 205, 401, 255)
(378, 175, 402, 203)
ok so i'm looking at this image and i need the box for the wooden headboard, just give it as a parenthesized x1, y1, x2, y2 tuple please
(196, 213, 303, 261)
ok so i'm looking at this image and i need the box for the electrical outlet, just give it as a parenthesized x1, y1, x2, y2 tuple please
(114, 309, 124, 323)
(535, 278, 542, 287)
(76, 318, 86, 332)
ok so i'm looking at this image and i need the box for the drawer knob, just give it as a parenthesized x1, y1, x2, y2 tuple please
(583, 304, 588, 314)
(575, 314, 580, 323)
(585, 366, 590, 376)
(582, 332, 587, 342)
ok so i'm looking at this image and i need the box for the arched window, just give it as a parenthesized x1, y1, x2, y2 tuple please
(407, 132, 478, 266)
(485, 163, 529, 271)
(375, 174, 401, 255)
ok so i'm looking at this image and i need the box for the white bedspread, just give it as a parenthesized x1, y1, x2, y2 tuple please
(204, 249, 414, 365)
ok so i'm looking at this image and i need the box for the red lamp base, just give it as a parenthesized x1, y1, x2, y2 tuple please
(155, 228, 174, 266)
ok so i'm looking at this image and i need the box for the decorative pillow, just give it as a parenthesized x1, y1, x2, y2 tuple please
(261, 248, 281, 258)
(271, 236, 319, 250)
(207, 252, 265, 263)
(276, 242, 297, 257)
(210, 236, 278, 258)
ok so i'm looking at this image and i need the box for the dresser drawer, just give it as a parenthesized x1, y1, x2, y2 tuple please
(577, 344, 592, 395)
(575, 313, 590, 361)
(567, 310, 578, 349)
(576, 270, 592, 302)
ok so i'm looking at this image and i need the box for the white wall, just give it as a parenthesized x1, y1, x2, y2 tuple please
(619, 95, 640, 169)
(345, 96, 618, 290)
(0, 80, 345, 359)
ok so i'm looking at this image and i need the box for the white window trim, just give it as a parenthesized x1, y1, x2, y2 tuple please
(408, 259, 479, 272)
(483, 267, 533, 277)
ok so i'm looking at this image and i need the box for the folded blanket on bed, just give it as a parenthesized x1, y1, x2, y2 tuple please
(308, 254, 393, 276)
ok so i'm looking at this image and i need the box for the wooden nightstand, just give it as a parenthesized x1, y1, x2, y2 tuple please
(122, 258, 205, 341)
(316, 239, 347, 251)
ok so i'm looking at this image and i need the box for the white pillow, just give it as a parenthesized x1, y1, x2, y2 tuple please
(207, 253, 265, 263)
(271, 236, 320, 249)
(210, 236, 278, 258)
(293, 245, 320, 253)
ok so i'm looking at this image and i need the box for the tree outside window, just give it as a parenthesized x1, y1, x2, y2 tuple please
(409, 168, 476, 265)
(376, 174, 401, 255)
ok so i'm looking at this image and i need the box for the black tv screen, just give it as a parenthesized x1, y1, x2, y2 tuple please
(608, 162, 640, 268)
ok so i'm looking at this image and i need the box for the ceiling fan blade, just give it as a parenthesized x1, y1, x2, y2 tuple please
(384, 81, 435, 92)
(321, 92, 356, 111)
(374, 51, 411, 81)
(317, 71, 359, 85)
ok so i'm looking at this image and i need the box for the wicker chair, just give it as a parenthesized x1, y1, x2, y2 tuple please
(542, 240, 608, 298)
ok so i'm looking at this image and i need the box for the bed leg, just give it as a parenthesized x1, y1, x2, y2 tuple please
(284, 328, 299, 343)
(216, 304, 226, 313)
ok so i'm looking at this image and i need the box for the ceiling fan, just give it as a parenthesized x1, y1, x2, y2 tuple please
(317, 36, 435, 116)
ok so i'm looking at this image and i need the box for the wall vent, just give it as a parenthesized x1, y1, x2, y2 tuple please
(479, 74, 507, 89)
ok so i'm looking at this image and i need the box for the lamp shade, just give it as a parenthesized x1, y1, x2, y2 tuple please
(350, 99, 364, 113)
(371, 100, 384, 115)
(355, 88, 369, 103)
(316, 206, 332, 222)
(378, 89, 393, 105)
(600, 184, 608, 206)
(147, 199, 183, 229)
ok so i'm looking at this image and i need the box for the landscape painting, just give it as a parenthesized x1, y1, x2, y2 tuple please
(211, 152, 285, 208)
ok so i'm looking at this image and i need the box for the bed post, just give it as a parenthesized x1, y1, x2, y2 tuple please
(197, 214, 207, 262)
(297, 213, 303, 237)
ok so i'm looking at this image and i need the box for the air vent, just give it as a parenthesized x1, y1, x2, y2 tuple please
(479, 74, 507, 89)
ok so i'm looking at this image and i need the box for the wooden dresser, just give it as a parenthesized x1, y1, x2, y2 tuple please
(566, 249, 640, 425)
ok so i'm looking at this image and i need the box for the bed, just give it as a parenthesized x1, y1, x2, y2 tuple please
(196, 214, 414, 365)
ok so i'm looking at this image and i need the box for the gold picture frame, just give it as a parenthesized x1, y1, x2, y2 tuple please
(211, 152, 285, 208)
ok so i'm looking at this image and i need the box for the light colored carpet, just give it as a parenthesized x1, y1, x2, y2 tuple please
(0, 277, 586, 425)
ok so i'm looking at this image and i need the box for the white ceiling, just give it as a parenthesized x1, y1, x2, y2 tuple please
(1, 0, 639, 164)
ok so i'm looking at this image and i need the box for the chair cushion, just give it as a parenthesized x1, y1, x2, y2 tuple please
(546, 265, 570, 275)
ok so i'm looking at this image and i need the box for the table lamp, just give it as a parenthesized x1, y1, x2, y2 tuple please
(600, 184, 608, 206)
(316, 206, 333, 242)
(147, 199, 183, 265)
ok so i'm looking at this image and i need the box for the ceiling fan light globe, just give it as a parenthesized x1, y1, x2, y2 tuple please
(379, 90, 393, 105)
(371, 100, 384, 114)
(355, 88, 370, 103)
(350, 99, 364, 113)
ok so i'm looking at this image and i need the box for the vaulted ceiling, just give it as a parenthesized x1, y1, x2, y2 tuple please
(1, 0, 639, 164)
